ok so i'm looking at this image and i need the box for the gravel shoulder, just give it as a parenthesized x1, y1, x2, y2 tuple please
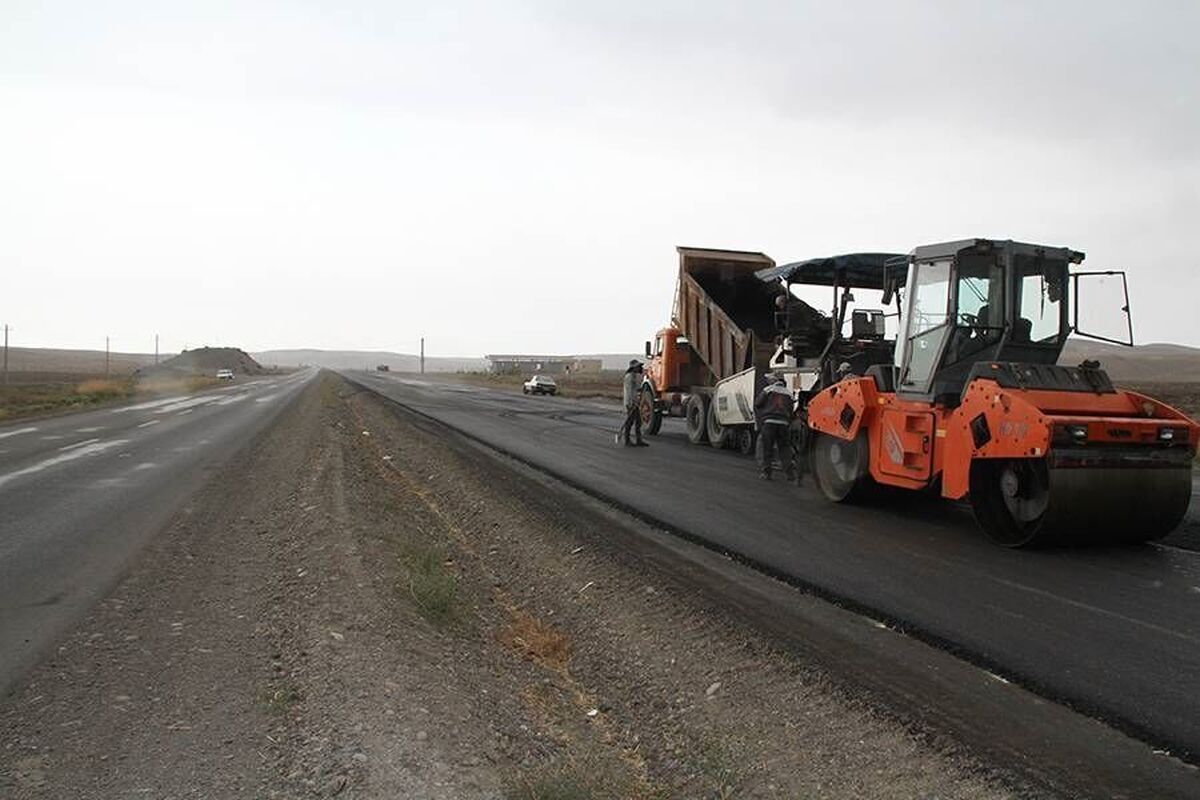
(2, 372, 1024, 798)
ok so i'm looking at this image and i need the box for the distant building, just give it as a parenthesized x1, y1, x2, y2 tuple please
(485, 355, 603, 376)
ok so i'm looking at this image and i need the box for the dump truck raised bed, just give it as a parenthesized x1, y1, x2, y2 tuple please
(640, 247, 901, 455)
(638, 247, 785, 453)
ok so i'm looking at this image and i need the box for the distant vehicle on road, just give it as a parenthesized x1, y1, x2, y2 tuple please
(523, 375, 557, 396)
(216, 369, 235, 380)
(376, 364, 390, 372)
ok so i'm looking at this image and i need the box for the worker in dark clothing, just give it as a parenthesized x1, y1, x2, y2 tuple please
(618, 359, 649, 447)
(755, 371, 794, 481)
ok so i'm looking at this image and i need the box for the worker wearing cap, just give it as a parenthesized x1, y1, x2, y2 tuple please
(754, 372, 794, 480)
(618, 359, 649, 447)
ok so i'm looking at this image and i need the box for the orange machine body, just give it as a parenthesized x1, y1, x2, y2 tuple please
(807, 370, 1200, 500)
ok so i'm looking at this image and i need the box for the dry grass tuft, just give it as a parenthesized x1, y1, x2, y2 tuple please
(74, 378, 130, 396)
(498, 609, 573, 671)
(0, 377, 135, 420)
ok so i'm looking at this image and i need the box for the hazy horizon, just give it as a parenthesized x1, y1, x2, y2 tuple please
(4, 1, 1198, 354)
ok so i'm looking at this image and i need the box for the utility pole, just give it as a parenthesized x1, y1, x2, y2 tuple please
(2, 324, 8, 386)
(154, 334, 159, 365)
(420, 337, 425, 375)
(105, 336, 110, 378)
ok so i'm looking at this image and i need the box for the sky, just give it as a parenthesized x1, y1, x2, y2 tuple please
(2, 0, 1197, 357)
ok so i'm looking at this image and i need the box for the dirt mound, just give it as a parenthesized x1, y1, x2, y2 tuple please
(146, 347, 265, 377)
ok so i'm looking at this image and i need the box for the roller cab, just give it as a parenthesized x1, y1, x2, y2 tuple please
(805, 238, 1200, 547)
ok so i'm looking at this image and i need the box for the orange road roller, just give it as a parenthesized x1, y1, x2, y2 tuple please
(795, 239, 1199, 546)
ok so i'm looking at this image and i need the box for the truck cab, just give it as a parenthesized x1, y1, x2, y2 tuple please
(640, 327, 704, 430)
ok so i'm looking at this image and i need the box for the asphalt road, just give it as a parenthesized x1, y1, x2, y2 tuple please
(348, 370, 1200, 763)
(0, 369, 317, 693)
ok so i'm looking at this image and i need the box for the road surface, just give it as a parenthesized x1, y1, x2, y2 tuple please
(0, 370, 317, 692)
(348, 370, 1200, 763)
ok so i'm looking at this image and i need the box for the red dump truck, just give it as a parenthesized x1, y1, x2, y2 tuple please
(638, 247, 787, 454)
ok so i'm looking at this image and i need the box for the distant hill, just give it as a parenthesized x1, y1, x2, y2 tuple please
(254, 344, 1200, 381)
(1059, 340, 1200, 383)
(253, 349, 647, 373)
(253, 349, 488, 373)
(12, 340, 1183, 384)
(3, 346, 159, 376)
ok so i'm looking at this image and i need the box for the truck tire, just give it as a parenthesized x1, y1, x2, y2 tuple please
(685, 394, 709, 445)
(737, 427, 757, 456)
(789, 418, 809, 475)
(639, 386, 662, 436)
(706, 398, 731, 448)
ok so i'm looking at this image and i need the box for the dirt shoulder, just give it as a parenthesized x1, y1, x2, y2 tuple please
(1, 372, 1021, 798)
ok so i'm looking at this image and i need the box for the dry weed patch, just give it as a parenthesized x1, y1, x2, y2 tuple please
(499, 609, 573, 672)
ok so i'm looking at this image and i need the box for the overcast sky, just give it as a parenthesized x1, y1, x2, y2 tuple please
(3, 1, 1197, 357)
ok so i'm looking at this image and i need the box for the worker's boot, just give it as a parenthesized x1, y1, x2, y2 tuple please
(759, 470, 772, 481)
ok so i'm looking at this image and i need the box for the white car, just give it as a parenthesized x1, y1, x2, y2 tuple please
(216, 369, 235, 380)
(522, 375, 557, 396)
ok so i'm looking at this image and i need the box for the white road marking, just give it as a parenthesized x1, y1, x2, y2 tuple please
(91, 477, 129, 489)
(0, 439, 131, 489)
(155, 397, 214, 414)
(986, 573, 1200, 645)
(133, 462, 158, 471)
(59, 438, 101, 452)
(213, 394, 250, 406)
(0, 426, 38, 440)
(75, 426, 105, 433)
(177, 409, 194, 416)
(137, 419, 161, 429)
(40, 435, 65, 441)
(111, 395, 189, 413)
(254, 393, 279, 403)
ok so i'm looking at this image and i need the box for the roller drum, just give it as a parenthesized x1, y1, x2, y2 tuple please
(970, 457, 1193, 547)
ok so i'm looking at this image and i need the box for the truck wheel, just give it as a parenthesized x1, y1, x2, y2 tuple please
(639, 386, 662, 436)
(789, 419, 809, 475)
(685, 394, 709, 445)
(706, 398, 731, 448)
(737, 428, 756, 456)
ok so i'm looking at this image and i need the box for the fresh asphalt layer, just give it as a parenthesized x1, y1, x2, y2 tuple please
(0, 369, 317, 693)
(347, 370, 1200, 765)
